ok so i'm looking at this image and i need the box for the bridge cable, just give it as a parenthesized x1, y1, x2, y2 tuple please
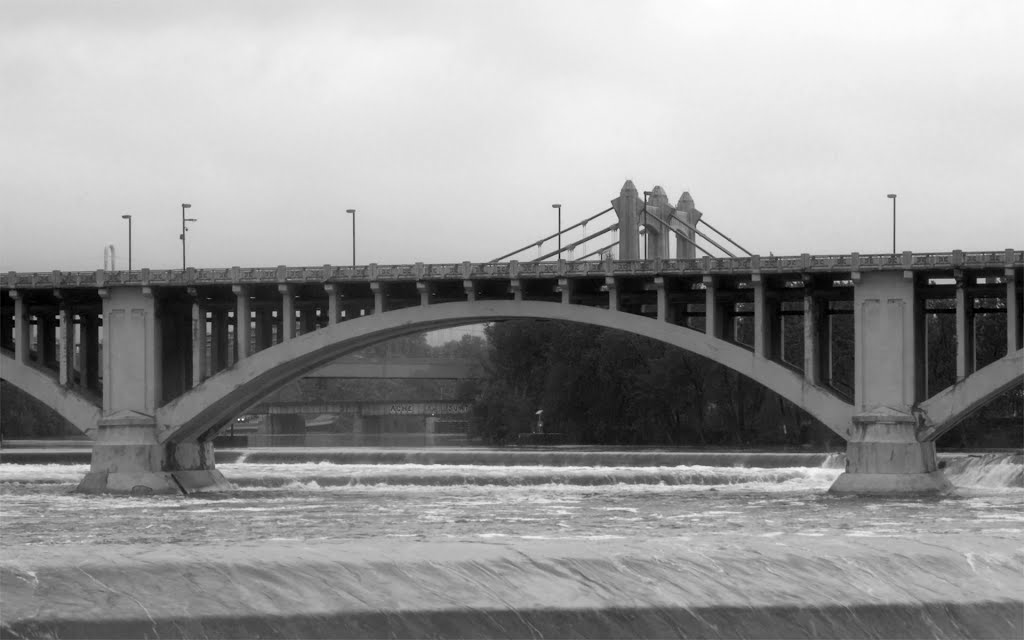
(490, 207, 614, 262)
(696, 218, 754, 257)
(532, 223, 620, 262)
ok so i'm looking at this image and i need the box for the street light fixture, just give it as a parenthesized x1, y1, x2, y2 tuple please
(887, 194, 897, 254)
(552, 204, 561, 259)
(180, 203, 196, 270)
(346, 209, 356, 266)
(121, 214, 132, 271)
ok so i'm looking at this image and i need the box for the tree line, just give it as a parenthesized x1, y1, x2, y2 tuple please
(467, 309, 1021, 450)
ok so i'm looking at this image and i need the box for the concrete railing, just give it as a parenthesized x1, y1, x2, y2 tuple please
(4, 250, 1022, 290)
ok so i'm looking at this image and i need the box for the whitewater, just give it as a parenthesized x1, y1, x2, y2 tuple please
(1, 448, 1021, 638)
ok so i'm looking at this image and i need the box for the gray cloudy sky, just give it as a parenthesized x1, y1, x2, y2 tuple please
(2, 0, 1022, 272)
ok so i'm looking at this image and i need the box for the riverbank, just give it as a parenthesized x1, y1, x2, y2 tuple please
(3, 534, 1021, 639)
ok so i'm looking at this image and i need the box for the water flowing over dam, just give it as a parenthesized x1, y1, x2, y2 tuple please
(1, 448, 1021, 638)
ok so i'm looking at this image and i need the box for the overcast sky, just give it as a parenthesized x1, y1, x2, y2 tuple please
(2, 0, 1021, 272)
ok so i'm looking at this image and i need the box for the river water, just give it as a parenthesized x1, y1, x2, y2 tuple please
(1, 449, 1022, 638)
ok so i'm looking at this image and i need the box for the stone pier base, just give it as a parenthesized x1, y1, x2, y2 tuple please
(76, 412, 232, 495)
(828, 412, 952, 495)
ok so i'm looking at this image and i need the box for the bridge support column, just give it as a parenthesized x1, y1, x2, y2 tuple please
(278, 284, 295, 340)
(370, 282, 384, 314)
(77, 414, 230, 495)
(605, 277, 619, 311)
(463, 280, 477, 303)
(557, 278, 572, 305)
(325, 283, 340, 324)
(77, 287, 229, 495)
(1006, 267, 1020, 353)
(417, 281, 432, 306)
(802, 284, 829, 385)
(233, 285, 251, 360)
(955, 271, 975, 380)
(11, 292, 32, 363)
(57, 300, 74, 386)
(191, 298, 207, 385)
(831, 271, 948, 494)
(829, 415, 949, 494)
(653, 277, 667, 321)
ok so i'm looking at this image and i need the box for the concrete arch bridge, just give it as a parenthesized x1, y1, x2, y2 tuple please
(2, 249, 1022, 495)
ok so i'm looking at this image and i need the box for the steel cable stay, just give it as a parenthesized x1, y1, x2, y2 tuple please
(490, 207, 614, 262)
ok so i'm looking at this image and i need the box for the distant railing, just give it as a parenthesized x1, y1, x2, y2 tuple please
(4, 250, 1020, 289)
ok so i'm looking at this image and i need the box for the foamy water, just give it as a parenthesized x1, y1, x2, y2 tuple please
(1, 451, 1021, 638)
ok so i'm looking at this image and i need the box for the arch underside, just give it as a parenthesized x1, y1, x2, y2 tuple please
(158, 300, 855, 444)
(917, 349, 1024, 442)
(0, 352, 101, 438)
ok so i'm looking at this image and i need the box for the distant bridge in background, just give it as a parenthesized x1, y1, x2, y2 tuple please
(308, 356, 481, 379)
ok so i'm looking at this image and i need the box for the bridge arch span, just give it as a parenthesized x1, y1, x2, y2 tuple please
(916, 349, 1023, 442)
(157, 301, 854, 444)
(0, 353, 101, 438)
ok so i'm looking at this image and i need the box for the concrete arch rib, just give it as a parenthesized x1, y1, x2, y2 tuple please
(916, 349, 1024, 442)
(0, 352, 101, 439)
(157, 301, 854, 444)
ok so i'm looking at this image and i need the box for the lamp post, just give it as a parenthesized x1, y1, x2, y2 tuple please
(642, 191, 652, 260)
(552, 203, 561, 259)
(887, 194, 897, 254)
(121, 214, 132, 271)
(180, 203, 196, 270)
(346, 209, 356, 266)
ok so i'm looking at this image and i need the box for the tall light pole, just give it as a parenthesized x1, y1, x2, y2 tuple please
(642, 191, 652, 261)
(180, 203, 196, 270)
(121, 214, 132, 270)
(346, 209, 356, 266)
(887, 194, 897, 254)
(552, 203, 561, 258)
